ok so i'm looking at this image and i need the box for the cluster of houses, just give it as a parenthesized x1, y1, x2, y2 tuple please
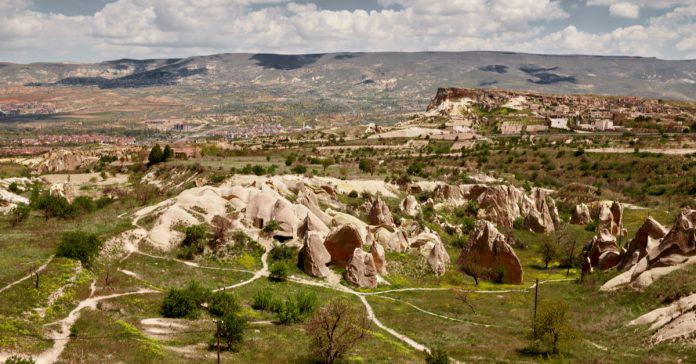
(0, 102, 56, 117)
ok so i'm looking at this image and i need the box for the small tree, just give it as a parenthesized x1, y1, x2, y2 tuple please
(208, 291, 240, 318)
(162, 144, 174, 162)
(10, 203, 31, 227)
(305, 298, 371, 364)
(538, 237, 561, 269)
(210, 215, 231, 251)
(147, 144, 164, 167)
(529, 300, 578, 355)
(269, 261, 289, 282)
(358, 159, 377, 175)
(56, 231, 102, 268)
(453, 289, 476, 313)
(215, 313, 246, 351)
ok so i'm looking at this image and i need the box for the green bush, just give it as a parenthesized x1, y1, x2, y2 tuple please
(277, 297, 302, 324)
(269, 245, 297, 262)
(56, 231, 102, 268)
(252, 287, 278, 311)
(276, 290, 318, 324)
(161, 281, 211, 319)
(179, 224, 207, 259)
(9, 203, 31, 227)
(290, 164, 307, 174)
(262, 220, 280, 234)
(215, 313, 246, 351)
(528, 299, 578, 355)
(425, 346, 450, 364)
(269, 261, 289, 281)
(208, 291, 240, 318)
(72, 196, 96, 214)
(34, 192, 76, 219)
(4, 355, 36, 364)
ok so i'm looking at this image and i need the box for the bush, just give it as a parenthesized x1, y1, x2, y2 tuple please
(269, 261, 289, 282)
(305, 298, 370, 363)
(269, 245, 297, 263)
(215, 313, 246, 351)
(161, 282, 211, 319)
(276, 290, 317, 324)
(208, 291, 240, 318)
(72, 196, 96, 214)
(585, 220, 598, 233)
(56, 231, 102, 268)
(179, 224, 207, 259)
(262, 220, 280, 234)
(34, 192, 75, 220)
(291, 164, 307, 174)
(528, 299, 578, 355)
(425, 346, 450, 364)
(252, 287, 278, 311)
(4, 355, 36, 364)
(9, 203, 31, 227)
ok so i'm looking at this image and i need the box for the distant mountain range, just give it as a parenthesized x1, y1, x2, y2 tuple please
(1, 51, 694, 101)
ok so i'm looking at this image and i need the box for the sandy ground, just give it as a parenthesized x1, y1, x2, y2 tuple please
(42, 173, 129, 185)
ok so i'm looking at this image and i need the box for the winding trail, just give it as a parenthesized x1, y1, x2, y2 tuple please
(0, 255, 55, 294)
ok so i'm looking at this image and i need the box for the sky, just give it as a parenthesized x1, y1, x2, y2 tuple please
(0, 0, 694, 63)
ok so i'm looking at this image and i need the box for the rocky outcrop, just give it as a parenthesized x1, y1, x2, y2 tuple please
(344, 248, 378, 288)
(297, 214, 330, 241)
(648, 209, 696, 266)
(372, 226, 409, 252)
(269, 199, 300, 239)
(570, 203, 592, 225)
(298, 232, 332, 278)
(49, 182, 75, 202)
(433, 184, 465, 202)
(297, 188, 332, 225)
(411, 229, 451, 276)
(594, 201, 624, 235)
(628, 293, 696, 345)
(368, 195, 394, 226)
(324, 224, 365, 268)
(617, 217, 668, 270)
(370, 242, 387, 276)
(467, 185, 558, 233)
(456, 220, 523, 284)
(399, 195, 420, 217)
(583, 229, 620, 270)
(33, 149, 100, 173)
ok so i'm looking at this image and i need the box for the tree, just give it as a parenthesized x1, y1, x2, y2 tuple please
(453, 289, 476, 313)
(305, 298, 370, 364)
(538, 237, 561, 269)
(179, 224, 208, 260)
(161, 281, 211, 318)
(208, 291, 240, 318)
(291, 164, 307, 174)
(56, 231, 102, 268)
(358, 159, 377, 175)
(530, 299, 578, 355)
(34, 192, 75, 220)
(215, 313, 246, 351)
(269, 261, 289, 282)
(162, 144, 174, 162)
(147, 144, 163, 167)
(9, 203, 31, 227)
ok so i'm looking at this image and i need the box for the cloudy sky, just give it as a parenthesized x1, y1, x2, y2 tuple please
(1, 0, 694, 63)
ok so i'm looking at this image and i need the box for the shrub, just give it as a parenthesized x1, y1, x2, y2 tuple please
(4, 355, 36, 364)
(528, 299, 578, 355)
(269, 245, 297, 262)
(358, 159, 377, 175)
(252, 287, 278, 311)
(209, 174, 225, 183)
(72, 196, 96, 214)
(277, 296, 302, 324)
(348, 190, 359, 198)
(95, 196, 114, 209)
(291, 164, 307, 174)
(215, 313, 246, 351)
(262, 220, 280, 234)
(585, 220, 598, 233)
(512, 217, 525, 230)
(269, 261, 289, 282)
(425, 346, 450, 364)
(305, 298, 370, 364)
(161, 282, 210, 319)
(208, 291, 240, 318)
(56, 231, 102, 268)
(34, 192, 75, 220)
(295, 290, 318, 318)
(7, 182, 20, 193)
(179, 224, 207, 259)
(9, 203, 31, 227)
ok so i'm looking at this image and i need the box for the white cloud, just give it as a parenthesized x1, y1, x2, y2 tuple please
(0, 0, 692, 62)
(609, 2, 640, 18)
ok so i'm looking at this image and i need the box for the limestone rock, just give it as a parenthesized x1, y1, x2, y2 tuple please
(298, 232, 332, 278)
(647, 209, 696, 266)
(369, 195, 394, 226)
(412, 229, 450, 276)
(343, 248, 378, 288)
(324, 224, 365, 268)
(372, 226, 409, 252)
(456, 220, 523, 284)
(370, 242, 388, 276)
(583, 229, 620, 270)
(400, 195, 421, 217)
(571, 203, 592, 225)
(297, 188, 332, 225)
(618, 216, 668, 270)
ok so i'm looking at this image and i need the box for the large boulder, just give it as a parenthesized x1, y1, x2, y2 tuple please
(412, 229, 450, 276)
(400, 195, 421, 217)
(370, 242, 388, 275)
(298, 232, 332, 278)
(433, 184, 465, 202)
(524, 188, 555, 233)
(570, 203, 592, 225)
(610, 201, 624, 234)
(372, 226, 409, 252)
(343, 248, 378, 288)
(245, 190, 279, 228)
(456, 220, 523, 284)
(583, 229, 620, 270)
(595, 201, 624, 236)
(297, 214, 330, 241)
(297, 188, 332, 225)
(368, 195, 394, 226)
(618, 216, 668, 270)
(269, 199, 300, 239)
(467, 185, 557, 233)
(324, 224, 365, 268)
(646, 209, 696, 266)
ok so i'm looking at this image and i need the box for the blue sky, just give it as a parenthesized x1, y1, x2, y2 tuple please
(1, 0, 694, 63)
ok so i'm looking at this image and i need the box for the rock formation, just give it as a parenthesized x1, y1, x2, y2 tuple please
(344, 248, 378, 288)
(456, 220, 523, 284)
(368, 195, 394, 226)
(570, 203, 592, 225)
(583, 229, 620, 270)
(467, 184, 558, 233)
(411, 229, 451, 276)
(372, 226, 409, 252)
(399, 195, 420, 217)
(370, 242, 387, 275)
(298, 232, 332, 278)
(323, 224, 365, 268)
(617, 217, 668, 270)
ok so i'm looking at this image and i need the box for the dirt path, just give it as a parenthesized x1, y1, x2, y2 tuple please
(0, 255, 55, 294)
